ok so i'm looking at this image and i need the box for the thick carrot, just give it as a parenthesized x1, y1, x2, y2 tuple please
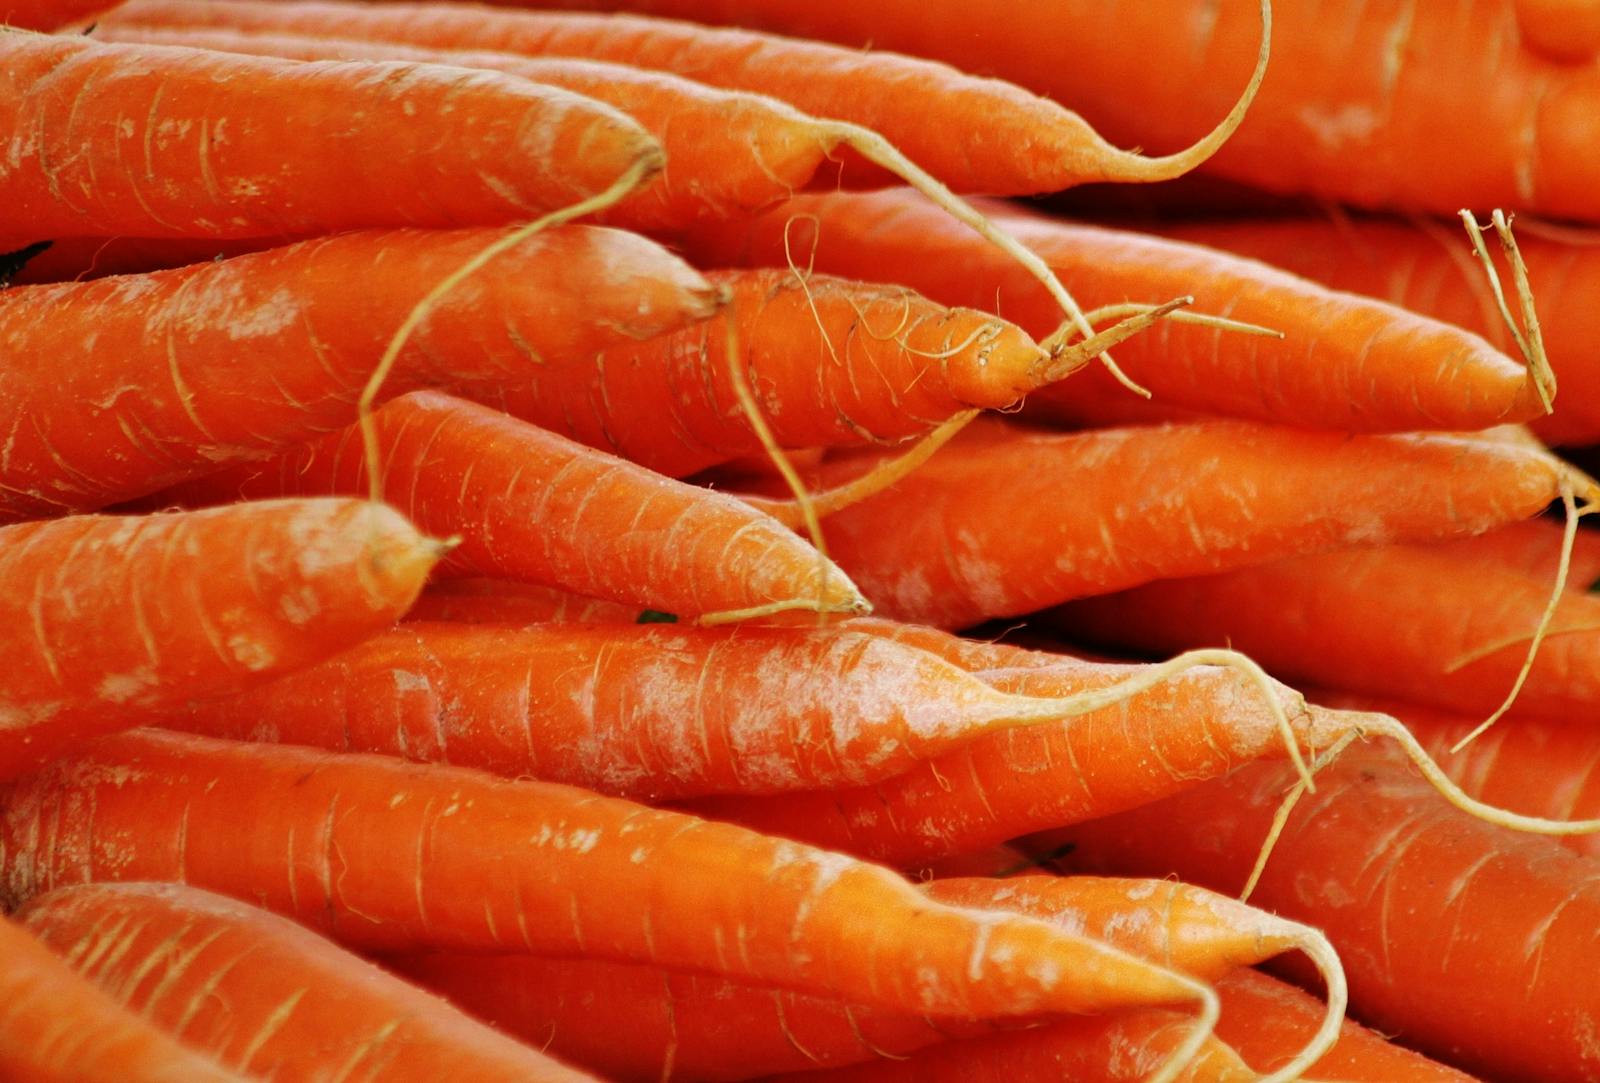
(2, 0, 116, 29)
(0, 498, 437, 779)
(1437, 517, 1600, 586)
(554, 0, 1600, 220)
(0, 228, 716, 518)
(769, 417, 1567, 628)
(0, 30, 659, 241)
(395, 874, 1339, 1083)
(159, 620, 1222, 799)
(1050, 747, 1600, 1083)
(0, 910, 246, 1083)
(1516, 0, 1600, 64)
(152, 392, 865, 622)
(93, 22, 835, 231)
(18, 882, 600, 1082)
(684, 188, 1546, 433)
(0, 730, 1221, 1045)
(1159, 215, 1600, 444)
(464, 268, 1076, 478)
(404, 579, 641, 625)
(109, 0, 1268, 197)
(1057, 540, 1600, 719)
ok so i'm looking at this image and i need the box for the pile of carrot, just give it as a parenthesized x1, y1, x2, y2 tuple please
(5, 0, 1600, 1080)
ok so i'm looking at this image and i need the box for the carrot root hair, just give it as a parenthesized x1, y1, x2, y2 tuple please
(1459, 208, 1558, 413)
(1250, 920, 1348, 1083)
(1145, 977, 1222, 1083)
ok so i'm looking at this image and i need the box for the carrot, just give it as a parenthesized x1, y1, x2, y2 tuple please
(93, 22, 836, 232)
(560, 0, 1600, 220)
(0, 731, 1222, 1066)
(0, 30, 661, 240)
(394, 874, 1340, 1083)
(404, 580, 642, 625)
(108, 0, 1270, 199)
(0, 909, 246, 1083)
(764, 417, 1569, 628)
(1158, 215, 1600, 444)
(0, 235, 264, 285)
(1, 0, 113, 30)
(150, 392, 865, 622)
(1437, 517, 1600, 586)
(462, 268, 1140, 479)
(1049, 746, 1600, 1083)
(684, 188, 1549, 433)
(1056, 538, 1600, 721)
(0, 497, 438, 779)
(1214, 969, 1479, 1083)
(156, 620, 1264, 799)
(1516, 0, 1600, 63)
(17, 882, 601, 1082)
(0, 228, 716, 519)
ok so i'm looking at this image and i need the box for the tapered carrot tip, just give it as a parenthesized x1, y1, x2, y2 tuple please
(304, 500, 441, 619)
(942, 320, 1052, 406)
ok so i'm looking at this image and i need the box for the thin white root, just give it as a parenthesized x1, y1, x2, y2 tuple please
(1067, 302, 1284, 343)
(697, 596, 866, 626)
(1242, 732, 1358, 902)
(1145, 978, 1221, 1083)
(1252, 923, 1349, 1083)
(357, 152, 662, 503)
(1459, 209, 1557, 413)
(1039, 296, 1193, 380)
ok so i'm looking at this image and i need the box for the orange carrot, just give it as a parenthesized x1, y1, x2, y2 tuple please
(0, 30, 658, 240)
(1056, 539, 1600, 720)
(152, 392, 865, 622)
(0, 235, 263, 285)
(108, 0, 1269, 197)
(0, 909, 245, 1082)
(768, 417, 1567, 628)
(18, 882, 601, 1082)
(0, 498, 437, 779)
(685, 188, 1547, 433)
(1051, 747, 1600, 1083)
(0, 730, 1222, 1047)
(0, 228, 716, 518)
(2, 0, 116, 29)
(404, 580, 641, 625)
(93, 22, 836, 231)
(1515, 0, 1600, 63)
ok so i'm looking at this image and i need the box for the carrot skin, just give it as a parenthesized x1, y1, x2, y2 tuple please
(152, 392, 863, 620)
(1051, 749, 1600, 1083)
(0, 910, 246, 1083)
(791, 418, 1564, 627)
(684, 189, 1543, 433)
(2, 0, 117, 29)
(0, 32, 659, 239)
(0, 227, 715, 517)
(18, 883, 600, 1082)
(403, 579, 642, 625)
(0, 730, 1207, 1022)
(0, 498, 436, 779)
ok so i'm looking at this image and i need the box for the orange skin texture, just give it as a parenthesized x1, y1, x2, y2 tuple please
(18, 883, 598, 1083)
(1516, 0, 1600, 63)
(397, 874, 1295, 1083)
(111, 0, 1128, 196)
(685, 189, 1543, 433)
(156, 392, 858, 618)
(403, 579, 641, 625)
(470, 268, 1046, 478)
(167, 620, 1093, 799)
(1059, 539, 1600, 719)
(95, 21, 834, 231)
(0, 32, 655, 240)
(0, 498, 435, 779)
(2, 0, 116, 29)
(0, 910, 245, 1083)
(0, 730, 1205, 1021)
(1053, 749, 1600, 1083)
(0, 226, 714, 518)
(793, 418, 1564, 628)
(530, 0, 1600, 220)
(1, 235, 266, 285)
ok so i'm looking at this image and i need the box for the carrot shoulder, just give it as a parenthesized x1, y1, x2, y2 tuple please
(0, 227, 715, 518)
(0, 498, 437, 779)
(685, 189, 1545, 433)
(0, 31, 658, 239)
(153, 392, 865, 622)
(18, 882, 600, 1082)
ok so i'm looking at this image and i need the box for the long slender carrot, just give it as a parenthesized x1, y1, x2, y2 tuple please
(0, 910, 246, 1083)
(1056, 540, 1600, 720)
(0, 30, 660, 240)
(554, 0, 1600, 220)
(0, 497, 438, 779)
(18, 882, 601, 1082)
(151, 392, 865, 622)
(0, 731, 1222, 1061)
(108, 0, 1270, 198)
(93, 22, 836, 232)
(684, 188, 1547, 433)
(1050, 747, 1600, 1083)
(765, 417, 1568, 628)
(0, 228, 716, 519)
